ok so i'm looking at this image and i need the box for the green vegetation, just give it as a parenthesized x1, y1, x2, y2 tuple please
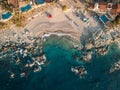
(0, 1, 13, 12)
(24, 0, 30, 4)
(112, 14, 120, 26)
(11, 13, 27, 27)
(62, 5, 67, 11)
(0, 22, 9, 29)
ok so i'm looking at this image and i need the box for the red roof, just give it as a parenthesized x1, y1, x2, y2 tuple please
(110, 4, 120, 15)
(99, 2, 107, 11)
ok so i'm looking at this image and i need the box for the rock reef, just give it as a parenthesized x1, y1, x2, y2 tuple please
(0, 29, 48, 79)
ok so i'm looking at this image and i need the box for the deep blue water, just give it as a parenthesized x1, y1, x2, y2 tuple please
(0, 35, 120, 90)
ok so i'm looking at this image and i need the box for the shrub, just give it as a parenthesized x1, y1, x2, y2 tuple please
(62, 5, 67, 11)
(112, 14, 120, 26)
(11, 13, 27, 27)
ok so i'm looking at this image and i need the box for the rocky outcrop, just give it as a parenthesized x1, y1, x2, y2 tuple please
(84, 28, 120, 50)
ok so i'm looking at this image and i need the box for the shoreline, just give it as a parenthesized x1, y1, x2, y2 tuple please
(0, 4, 120, 50)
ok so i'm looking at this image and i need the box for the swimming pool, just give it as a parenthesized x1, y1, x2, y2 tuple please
(2, 12, 12, 20)
(100, 15, 109, 24)
(21, 4, 31, 12)
(37, 0, 45, 4)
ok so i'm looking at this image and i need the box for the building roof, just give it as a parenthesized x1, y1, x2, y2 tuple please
(107, 3, 112, 9)
(110, 4, 120, 15)
(117, 4, 120, 13)
(112, 4, 117, 9)
(8, 0, 19, 8)
(111, 9, 117, 15)
(88, 3, 94, 9)
(99, 2, 107, 11)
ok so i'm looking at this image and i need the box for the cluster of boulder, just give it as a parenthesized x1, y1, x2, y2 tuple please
(0, 30, 48, 79)
(85, 28, 120, 49)
(75, 28, 120, 61)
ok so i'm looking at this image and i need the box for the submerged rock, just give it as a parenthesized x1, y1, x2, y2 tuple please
(110, 60, 120, 73)
(10, 72, 15, 79)
(34, 66, 42, 72)
(82, 52, 92, 61)
(0, 33, 48, 78)
(71, 66, 87, 78)
(20, 72, 26, 77)
(96, 45, 109, 56)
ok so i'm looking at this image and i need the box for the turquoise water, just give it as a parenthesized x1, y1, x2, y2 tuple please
(21, 4, 31, 12)
(0, 35, 120, 90)
(2, 12, 12, 20)
(37, 0, 45, 4)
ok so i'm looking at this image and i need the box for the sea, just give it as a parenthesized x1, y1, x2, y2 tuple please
(0, 35, 120, 90)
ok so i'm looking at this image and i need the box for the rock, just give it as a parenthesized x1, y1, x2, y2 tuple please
(23, 53, 27, 58)
(82, 52, 92, 61)
(20, 49, 23, 54)
(85, 43, 94, 49)
(29, 62, 35, 67)
(10, 72, 15, 79)
(110, 60, 120, 73)
(0, 34, 47, 79)
(71, 66, 87, 78)
(43, 54, 46, 60)
(20, 72, 26, 77)
(24, 29, 30, 35)
(34, 66, 42, 72)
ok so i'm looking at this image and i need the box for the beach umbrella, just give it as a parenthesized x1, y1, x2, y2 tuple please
(48, 14, 52, 18)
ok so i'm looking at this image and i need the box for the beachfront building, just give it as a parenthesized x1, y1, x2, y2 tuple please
(8, 0, 19, 8)
(88, 2, 120, 23)
(7, 0, 32, 12)
(110, 4, 120, 16)
(8, 0, 29, 8)
(88, 2, 120, 28)
(99, 2, 107, 13)
(88, 2, 120, 16)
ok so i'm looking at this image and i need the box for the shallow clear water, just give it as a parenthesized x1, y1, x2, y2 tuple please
(0, 35, 120, 90)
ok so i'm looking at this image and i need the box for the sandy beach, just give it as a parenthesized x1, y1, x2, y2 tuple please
(0, 4, 101, 44)
(1, 0, 120, 48)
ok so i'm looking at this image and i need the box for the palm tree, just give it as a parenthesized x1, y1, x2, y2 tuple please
(11, 13, 27, 27)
